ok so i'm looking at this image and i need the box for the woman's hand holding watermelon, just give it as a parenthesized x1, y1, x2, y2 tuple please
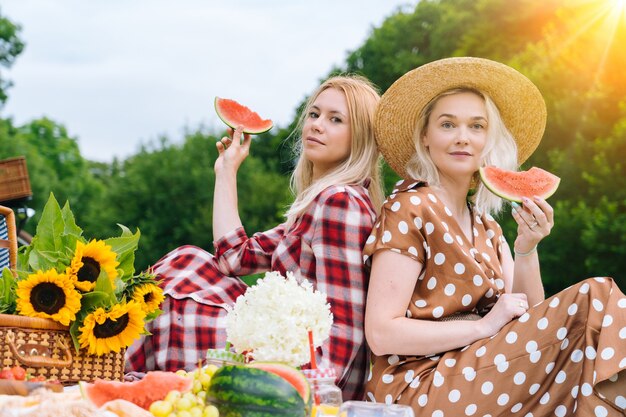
(214, 125, 252, 175)
(212, 125, 252, 240)
(507, 195, 553, 308)
(511, 196, 554, 254)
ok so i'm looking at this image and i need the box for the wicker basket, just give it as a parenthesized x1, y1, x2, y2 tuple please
(0, 156, 32, 202)
(0, 208, 125, 384)
(0, 314, 126, 385)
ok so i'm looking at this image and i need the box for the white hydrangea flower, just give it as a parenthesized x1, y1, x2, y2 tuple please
(225, 271, 333, 367)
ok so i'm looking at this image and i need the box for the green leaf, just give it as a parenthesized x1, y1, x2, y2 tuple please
(17, 243, 32, 272)
(145, 308, 163, 322)
(80, 291, 111, 312)
(69, 290, 113, 352)
(61, 202, 83, 238)
(59, 235, 80, 258)
(69, 320, 82, 352)
(0, 268, 16, 314)
(26, 248, 45, 271)
(34, 193, 65, 255)
(94, 270, 116, 306)
(105, 226, 140, 281)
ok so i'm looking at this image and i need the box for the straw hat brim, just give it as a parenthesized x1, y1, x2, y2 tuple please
(375, 57, 547, 179)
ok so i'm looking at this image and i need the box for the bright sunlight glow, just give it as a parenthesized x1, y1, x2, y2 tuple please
(608, 0, 626, 16)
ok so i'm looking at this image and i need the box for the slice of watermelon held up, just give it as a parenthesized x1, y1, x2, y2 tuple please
(479, 166, 560, 203)
(214, 97, 273, 134)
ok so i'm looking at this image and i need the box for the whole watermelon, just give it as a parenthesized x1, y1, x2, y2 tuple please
(206, 365, 308, 417)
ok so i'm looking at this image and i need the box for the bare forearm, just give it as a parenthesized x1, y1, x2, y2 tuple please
(512, 252, 545, 305)
(366, 316, 489, 357)
(212, 170, 243, 240)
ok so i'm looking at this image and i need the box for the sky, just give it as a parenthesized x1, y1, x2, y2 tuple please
(0, 0, 413, 162)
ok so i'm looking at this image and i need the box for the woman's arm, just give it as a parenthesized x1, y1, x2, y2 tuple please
(366, 249, 532, 357)
(212, 224, 286, 277)
(500, 238, 544, 305)
(509, 196, 553, 305)
(209, 126, 286, 276)
(366, 250, 487, 356)
(212, 126, 250, 240)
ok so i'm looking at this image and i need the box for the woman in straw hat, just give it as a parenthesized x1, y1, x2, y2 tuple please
(126, 75, 384, 401)
(363, 57, 625, 415)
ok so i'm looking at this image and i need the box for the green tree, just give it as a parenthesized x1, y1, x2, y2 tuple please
(341, 0, 626, 293)
(548, 107, 626, 286)
(3, 0, 626, 294)
(0, 9, 25, 107)
(346, 0, 475, 92)
(0, 117, 104, 235)
(93, 130, 291, 270)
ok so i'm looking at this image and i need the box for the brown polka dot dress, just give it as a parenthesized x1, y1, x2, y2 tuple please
(363, 180, 626, 416)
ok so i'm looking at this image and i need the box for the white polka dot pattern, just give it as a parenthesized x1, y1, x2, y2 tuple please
(362, 182, 626, 416)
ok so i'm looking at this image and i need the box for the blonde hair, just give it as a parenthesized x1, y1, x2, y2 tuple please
(406, 88, 518, 215)
(285, 75, 384, 225)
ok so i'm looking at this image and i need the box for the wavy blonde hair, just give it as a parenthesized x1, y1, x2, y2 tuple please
(285, 75, 384, 225)
(406, 88, 518, 215)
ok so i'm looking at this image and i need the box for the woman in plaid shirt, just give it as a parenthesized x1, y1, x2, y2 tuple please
(126, 75, 384, 400)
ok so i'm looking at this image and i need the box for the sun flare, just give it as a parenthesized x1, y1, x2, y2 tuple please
(606, 0, 626, 21)
(609, 0, 626, 11)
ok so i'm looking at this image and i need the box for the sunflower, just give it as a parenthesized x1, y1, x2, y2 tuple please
(78, 300, 146, 356)
(16, 269, 82, 326)
(130, 282, 165, 316)
(68, 240, 119, 292)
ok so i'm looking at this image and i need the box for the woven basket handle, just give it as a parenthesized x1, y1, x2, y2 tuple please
(6, 330, 74, 368)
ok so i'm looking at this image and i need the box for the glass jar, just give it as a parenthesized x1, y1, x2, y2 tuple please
(204, 349, 245, 369)
(338, 401, 415, 417)
(303, 368, 342, 417)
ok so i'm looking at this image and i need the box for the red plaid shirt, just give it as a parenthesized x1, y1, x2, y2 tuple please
(126, 184, 376, 400)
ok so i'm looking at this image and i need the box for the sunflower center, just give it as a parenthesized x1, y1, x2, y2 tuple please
(30, 283, 67, 314)
(77, 257, 101, 283)
(143, 292, 154, 304)
(93, 313, 130, 338)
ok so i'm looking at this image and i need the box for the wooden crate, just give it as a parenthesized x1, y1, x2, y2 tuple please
(0, 157, 32, 202)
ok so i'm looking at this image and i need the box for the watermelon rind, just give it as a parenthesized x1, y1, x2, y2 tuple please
(246, 361, 311, 405)
(206, 365, 306, 417)
(214, 97, 273, 135)
(479, 166, 560, 203)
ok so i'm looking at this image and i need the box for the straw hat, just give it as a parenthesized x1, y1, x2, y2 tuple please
(375, 57, 546, 179)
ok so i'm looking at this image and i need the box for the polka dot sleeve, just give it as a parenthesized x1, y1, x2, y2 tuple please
(481, 213, 506, 262)
(363, 192, 427, 265)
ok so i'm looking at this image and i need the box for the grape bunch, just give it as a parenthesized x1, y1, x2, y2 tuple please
(149, 365, 220, 417)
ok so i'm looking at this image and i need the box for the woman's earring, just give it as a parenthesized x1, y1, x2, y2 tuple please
(469, 172, 479, 190)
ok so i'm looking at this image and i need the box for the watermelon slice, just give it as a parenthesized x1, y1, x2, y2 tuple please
(247, 361, 311, 405)
(479, 166, 560, 203)
(206, 364, 309, 417)
(214, 97, 273, 134)
(80, 371, 192, 410)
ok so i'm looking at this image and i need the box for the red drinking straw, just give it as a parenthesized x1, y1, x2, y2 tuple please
(308, 329, 317, 369)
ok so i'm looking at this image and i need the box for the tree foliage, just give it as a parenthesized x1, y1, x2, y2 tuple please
(343, 0, 626, 291)
(1, 0, 626, 292)
(77, 131, 291, 269)
(0, 9, 25, 106)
